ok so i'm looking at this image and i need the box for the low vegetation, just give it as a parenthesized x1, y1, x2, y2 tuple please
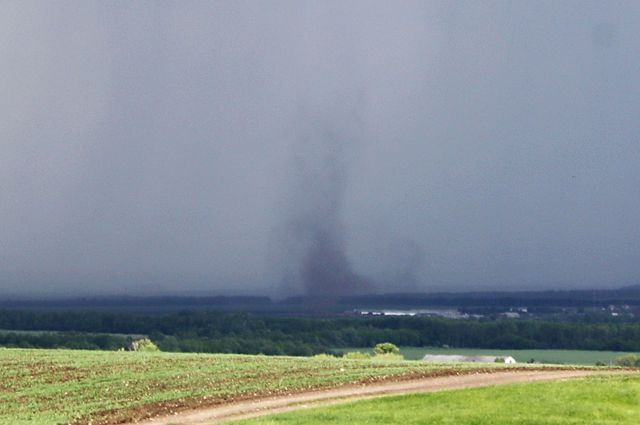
(373, 342, 401, 355)
(342, 351, 371, 359)
(0, 348, 510, 425)
(233, 374, 640, 425)
(340, 347, 640, 365)
(615, 354, 640, 367)
(127, 338, 160, 352)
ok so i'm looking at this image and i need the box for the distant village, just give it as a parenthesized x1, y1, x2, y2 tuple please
(351, 304, 636, 320)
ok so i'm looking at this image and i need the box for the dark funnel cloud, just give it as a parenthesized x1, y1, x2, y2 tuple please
(278, 104, 371, 297)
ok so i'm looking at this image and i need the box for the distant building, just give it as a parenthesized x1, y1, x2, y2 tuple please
(355, 309, 469, 319)
(422, 354, 517, 364)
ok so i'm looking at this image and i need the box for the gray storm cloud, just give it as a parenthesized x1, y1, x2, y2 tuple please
(1, 1, 639, 297)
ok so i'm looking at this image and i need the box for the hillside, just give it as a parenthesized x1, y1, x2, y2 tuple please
(1, 348, 508, 425)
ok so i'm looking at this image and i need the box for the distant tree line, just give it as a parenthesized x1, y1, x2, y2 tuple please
(0, 331, 128, 350)
(1, 310, 640, 355)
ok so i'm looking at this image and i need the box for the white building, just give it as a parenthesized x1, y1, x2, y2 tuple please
(422, 354, 517, 364)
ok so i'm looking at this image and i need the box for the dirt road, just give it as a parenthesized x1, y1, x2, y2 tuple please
(133, 369, 623, 425)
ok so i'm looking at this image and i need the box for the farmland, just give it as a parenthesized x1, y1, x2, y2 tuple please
(0, 348, 514, 425)
(338, 347, 638, 365)
(233, 374, 640, 425)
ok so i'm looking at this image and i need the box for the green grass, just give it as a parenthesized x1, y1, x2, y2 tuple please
(233, 374, 640, 425)
(338, 347, 637, 365)
(0, 348, 507, 425)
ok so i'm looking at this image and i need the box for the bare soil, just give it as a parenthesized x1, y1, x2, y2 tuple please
(129, 369, 628, 425)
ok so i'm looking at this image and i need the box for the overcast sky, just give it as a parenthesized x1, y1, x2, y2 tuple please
(1, 1, 639, 297)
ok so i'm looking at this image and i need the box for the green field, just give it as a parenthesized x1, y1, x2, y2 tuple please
(234, 374, 640, 425)
(0, 348, 508, 425)
(337, 347, 637, 365)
